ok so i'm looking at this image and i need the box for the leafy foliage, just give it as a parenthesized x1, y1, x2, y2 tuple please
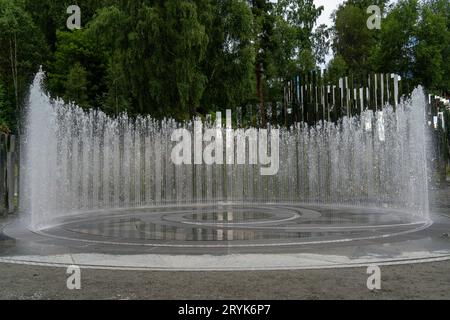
(0, 0, 47, 131)
(0, 0, 448, 132)
(330, 0, 449, 95)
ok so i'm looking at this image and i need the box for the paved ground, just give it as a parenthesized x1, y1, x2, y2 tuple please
(0, 260, 450, 299)
(0, 187, 449, 300)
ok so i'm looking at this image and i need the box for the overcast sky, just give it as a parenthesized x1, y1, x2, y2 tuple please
(314, 0, 344, 28)
(313, 0, 344, 66)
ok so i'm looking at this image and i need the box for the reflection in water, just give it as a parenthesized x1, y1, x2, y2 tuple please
(69, 217, 365, 242)
(59, 205, 417, 242)
(190, 210, 272, 223)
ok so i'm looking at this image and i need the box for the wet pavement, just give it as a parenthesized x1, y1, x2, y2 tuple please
(0, 202, 449, 270)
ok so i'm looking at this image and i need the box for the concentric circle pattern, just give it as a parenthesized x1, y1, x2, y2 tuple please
(1, 204, 450, 270)
(35, 204, 428, 247)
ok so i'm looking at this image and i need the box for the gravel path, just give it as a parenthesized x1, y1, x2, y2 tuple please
(0, 260, 449, 299)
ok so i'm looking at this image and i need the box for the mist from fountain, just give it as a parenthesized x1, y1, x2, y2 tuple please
(20, 70, 430, 230)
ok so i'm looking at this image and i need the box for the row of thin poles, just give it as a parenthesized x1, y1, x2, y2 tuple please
(428, 94, 450, 183)
(283, 72, 407, 125)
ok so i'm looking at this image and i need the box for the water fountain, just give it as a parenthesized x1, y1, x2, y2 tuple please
(22, 70, 429, 230)
(1, 69, 448, 271)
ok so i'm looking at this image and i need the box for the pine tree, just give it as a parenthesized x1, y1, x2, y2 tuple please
(64, 63, 90, 107)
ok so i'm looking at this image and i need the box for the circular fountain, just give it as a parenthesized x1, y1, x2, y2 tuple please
(1, 70, 449, 271)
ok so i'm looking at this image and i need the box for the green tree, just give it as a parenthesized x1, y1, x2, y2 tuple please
(24, 0, 114, 51)
(84, 5, 129, 115)
(371, 0, 419, 80)
(251, 0, 325, 125)
(0, 0, 47, 132)
(331, 0, 388, 76)
(87, 0, 211, 119)
(272, 0, 325, 74)
(249, 0, 276, 126)
(264, 0, 326, 126)
(327, 54, 348, 82)
(414, 0, 450, 93)
(64, 62, 90, 107)
(330, 0, 449, 96)
(48, 29, 107, 110)
(200, 0, 256, 115)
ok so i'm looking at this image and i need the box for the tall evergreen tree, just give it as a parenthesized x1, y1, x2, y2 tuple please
(0, 0, 47, 132)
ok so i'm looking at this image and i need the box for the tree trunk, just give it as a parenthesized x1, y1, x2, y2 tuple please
(188, 93, 196, 120)
(255, 61, 267, 128)
(9, 34, 19, 134)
